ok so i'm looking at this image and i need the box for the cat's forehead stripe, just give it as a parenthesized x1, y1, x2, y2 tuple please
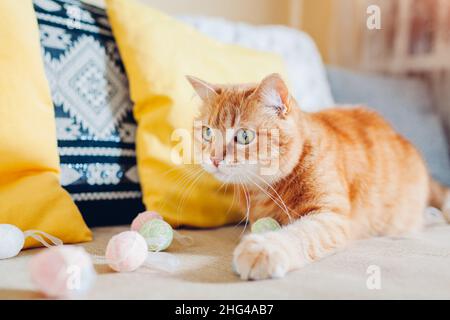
(208, 89, 248, 128)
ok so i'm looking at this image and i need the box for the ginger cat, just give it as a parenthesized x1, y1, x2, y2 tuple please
(187, 73, 450, 280)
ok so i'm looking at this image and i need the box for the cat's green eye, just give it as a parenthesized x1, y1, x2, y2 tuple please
(236, 128, 255, 145)
(202, 126, 213, 142)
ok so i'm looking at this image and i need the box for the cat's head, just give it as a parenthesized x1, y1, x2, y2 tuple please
(187, 73, 302, 185)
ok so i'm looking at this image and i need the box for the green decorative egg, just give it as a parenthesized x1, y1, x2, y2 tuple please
(138, 219, 173, 252)
(251, 217, 281, 234)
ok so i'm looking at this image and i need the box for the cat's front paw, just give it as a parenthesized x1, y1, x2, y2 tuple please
(233, 233, 291, 280)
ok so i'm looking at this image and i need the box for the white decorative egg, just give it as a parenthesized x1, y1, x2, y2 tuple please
(30, 246, 96, 298)
(0, 224, 25, 259)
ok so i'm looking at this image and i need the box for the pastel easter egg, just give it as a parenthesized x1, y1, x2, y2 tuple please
(139, 219, 173, 252)
(251, 217, 281, 234)
(0, 224, 25, 260)
(30, 246, 96, 299)
(130, 211, 163, 232)
(105, 231, 148, 272)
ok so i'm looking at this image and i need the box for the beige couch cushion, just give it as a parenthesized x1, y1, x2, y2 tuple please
(1, 218, 450, 299)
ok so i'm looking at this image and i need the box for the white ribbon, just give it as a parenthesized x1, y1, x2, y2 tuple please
(143, 252, 180, 272)
(173, 231, 194, 247)
(92, 251, 180, 273)
(23, 230, 63, 248)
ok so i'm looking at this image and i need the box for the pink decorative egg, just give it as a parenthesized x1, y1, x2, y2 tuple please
(105, 231, 148, 272)
(130, 211, 163, 232)
(30, 246, 96, 299)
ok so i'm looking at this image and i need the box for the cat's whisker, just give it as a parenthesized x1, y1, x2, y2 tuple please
(155, 166, 203, 213)
(217, 179, 228, 193)
(238, 175, 251, 237)
(222, 177, 238, 219)
(171, 167, 204, 196)
(247, 171, 294, 223)
(232, 182, 248, 235)
(175, 172, 205, 223)
(231, 177, 249, 226)
(246, 174, 293, 223)
(175, 170, 206, 223)
(178, 170, 205, 206)
(163, 169, 200, 214)
(158, 164, 197, 180)
(166, 165, 202, 185)
(223, 181, 230, 195)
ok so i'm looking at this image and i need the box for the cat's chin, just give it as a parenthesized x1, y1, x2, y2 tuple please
(202, 165, 249, 184)
(205, 168, 240, 184)
(202, 164, 282, 185)
(213, 173, 243, 184)
(211, 169, 280, 186)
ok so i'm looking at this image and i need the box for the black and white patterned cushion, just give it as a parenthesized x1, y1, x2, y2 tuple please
(33, 0, 144, 226)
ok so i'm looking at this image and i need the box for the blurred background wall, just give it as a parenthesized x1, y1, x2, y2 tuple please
(86, 0, 292, 25)
(86, 0, 450, 137)
(87, 0, 449, 69)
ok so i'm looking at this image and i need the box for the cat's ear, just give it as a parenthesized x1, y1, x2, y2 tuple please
(186, 75, 220, 102)
(253, 73, 290, 116)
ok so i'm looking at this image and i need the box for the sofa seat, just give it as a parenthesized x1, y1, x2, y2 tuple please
(1, 216, 450, 299)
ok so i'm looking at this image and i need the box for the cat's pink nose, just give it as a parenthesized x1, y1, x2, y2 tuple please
(211, 157, 221, 168)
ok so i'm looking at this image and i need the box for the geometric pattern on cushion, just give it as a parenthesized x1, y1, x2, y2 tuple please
(34, 0, 144, 226)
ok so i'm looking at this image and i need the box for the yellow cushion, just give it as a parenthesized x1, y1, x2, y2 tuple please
(0, 0, 92, 247)
(106, 0, 287, 227)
